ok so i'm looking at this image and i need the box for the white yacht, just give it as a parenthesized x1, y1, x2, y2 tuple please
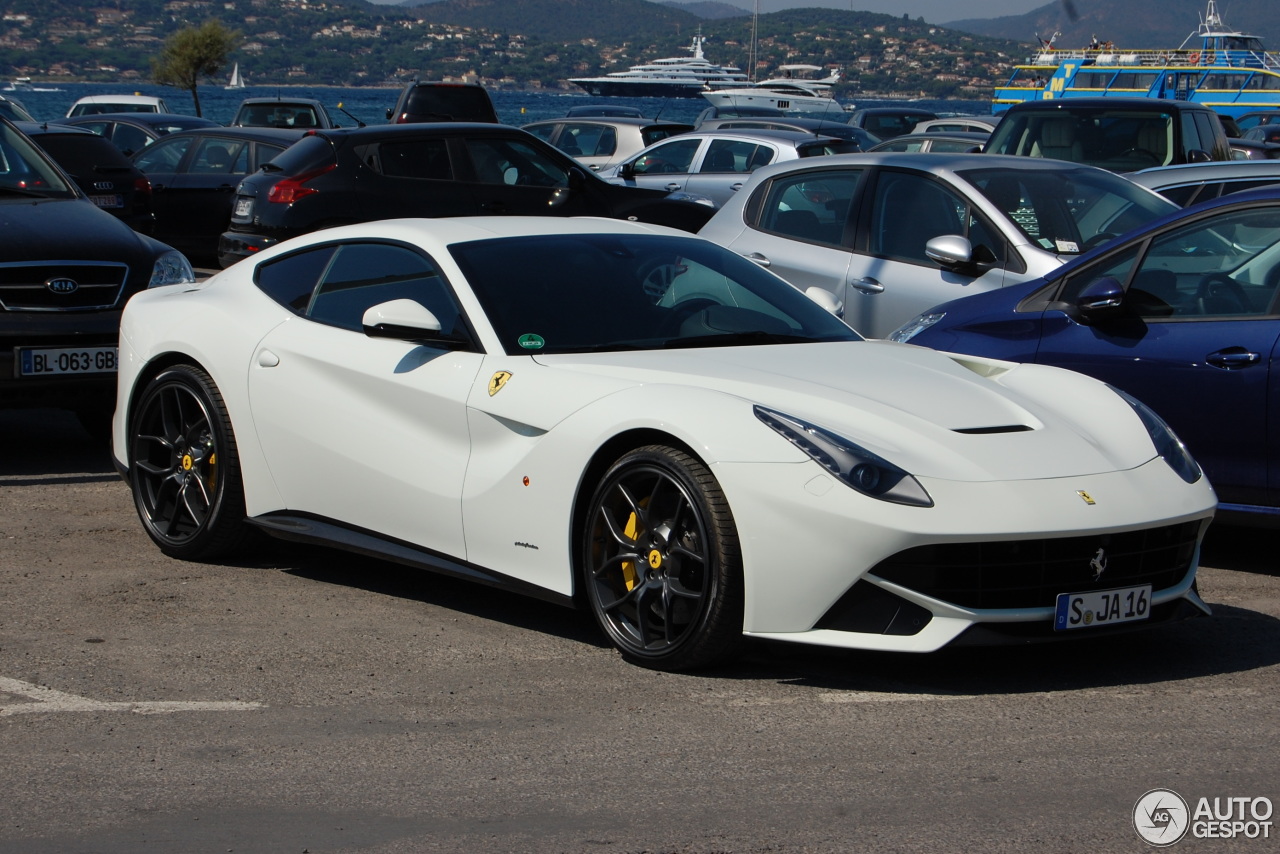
(569, 34, 750, 98)
(700, 65, 845, 113)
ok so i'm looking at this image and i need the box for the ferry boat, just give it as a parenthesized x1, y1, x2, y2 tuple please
(700, 65, 845, 114)
(569, 33, 750, 98)
(992, 1, 1280, 118)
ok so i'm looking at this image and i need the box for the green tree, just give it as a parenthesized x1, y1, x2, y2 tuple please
(151, 20, 242, 117)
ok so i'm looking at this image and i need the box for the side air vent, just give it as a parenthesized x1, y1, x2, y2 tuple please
(953, 425, 1034, 434)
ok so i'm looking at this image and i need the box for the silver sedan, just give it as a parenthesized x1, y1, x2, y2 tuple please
(698, 152, 1178, 337)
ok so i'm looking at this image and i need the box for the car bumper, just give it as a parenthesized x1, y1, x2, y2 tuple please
(217, 230, 279, 269)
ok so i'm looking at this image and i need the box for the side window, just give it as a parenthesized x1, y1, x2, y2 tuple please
(132, 137, 192, 173)
(699, 139, 764, 173)
(255, 245, 338, 314)
(190, 138, 248, 174)
(559, 123, 612, 157)
(524, 124, 557, 143)
(1180, 112, 1202, 157)
(251, 143, 287, 171)
(868, 171, 967, 265)
(111, 125, 151, 157)
(631, 138, 701, 175)
(377, 139, 453, 180)
(466, 138, 568, 187)
(1192, 112, 1221, 157)
(306, 243, 465, 337)
(755, 169, 861, 248)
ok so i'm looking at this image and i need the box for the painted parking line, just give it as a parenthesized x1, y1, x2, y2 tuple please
(0, 676, 264, 716)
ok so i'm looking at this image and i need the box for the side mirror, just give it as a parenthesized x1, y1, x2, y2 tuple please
(924, 234, 974, 268)
(1069, 276, 1125, 323)
(804, 286, 844, 318)
(1186, 148, 1213, 163)
(619, 161, 636, 178)
(361, 299, 470, 348)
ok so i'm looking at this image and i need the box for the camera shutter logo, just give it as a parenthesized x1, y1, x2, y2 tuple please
(1134, 788, 1190, 846)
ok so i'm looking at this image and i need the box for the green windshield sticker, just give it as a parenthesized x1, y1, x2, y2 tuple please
(517, 333, 545, 350)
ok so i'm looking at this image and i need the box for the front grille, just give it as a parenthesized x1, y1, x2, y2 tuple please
(871, 521, 1200, 610)
(0, 262, 130, 311)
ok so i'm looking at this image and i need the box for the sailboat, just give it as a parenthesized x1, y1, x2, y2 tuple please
(225, 63, 245, 90)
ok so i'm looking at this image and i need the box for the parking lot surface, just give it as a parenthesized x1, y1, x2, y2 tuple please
(2, 408, 1277, 853)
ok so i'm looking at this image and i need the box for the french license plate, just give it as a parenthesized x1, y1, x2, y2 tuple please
(234, 197, 253, 217)
(18, 346, 118, 376)
(1054, 584, 1151, 631)
(90, 194, 123, 209)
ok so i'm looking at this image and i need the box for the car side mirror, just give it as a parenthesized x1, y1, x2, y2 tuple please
(385, 107, 393, 121)
(1186, 148, 1213, 163)
(362, 299, 470, 348)
(924, 234, 973, 269)
(619, 161, 636, 178)
(804, 286, 844, 318)
(1067, 276, 1126, 323)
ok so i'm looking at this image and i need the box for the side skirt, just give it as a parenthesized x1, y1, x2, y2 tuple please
(248, 512, 576, 608)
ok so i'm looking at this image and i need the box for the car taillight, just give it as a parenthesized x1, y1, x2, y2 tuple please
(134, 176, 153, 198)
(266, 162, 336, 204)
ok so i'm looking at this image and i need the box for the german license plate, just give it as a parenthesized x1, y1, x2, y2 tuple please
(1054, 584, 1151, 631)
(18, 346, 118, 376)
(234, 197, 253, 217)
(90, 194, 123, 209)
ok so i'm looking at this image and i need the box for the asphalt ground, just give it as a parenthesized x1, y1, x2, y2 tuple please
(1, 408, 1277, 853)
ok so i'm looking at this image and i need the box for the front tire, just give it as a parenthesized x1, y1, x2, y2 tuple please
(128, 364, 251, 560)
(581, 445, 743, 670)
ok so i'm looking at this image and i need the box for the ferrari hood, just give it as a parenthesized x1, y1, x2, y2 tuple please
(528, 341, 1161, 482)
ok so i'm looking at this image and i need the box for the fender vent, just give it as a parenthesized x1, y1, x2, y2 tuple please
(953, 425, 1033, 434)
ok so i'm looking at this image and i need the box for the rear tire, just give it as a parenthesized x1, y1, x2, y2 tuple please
(128, 364, 252, 560)
(581, 445, 743, 670)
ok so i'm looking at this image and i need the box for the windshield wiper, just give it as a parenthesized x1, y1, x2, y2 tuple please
(664, 331, 815, 349)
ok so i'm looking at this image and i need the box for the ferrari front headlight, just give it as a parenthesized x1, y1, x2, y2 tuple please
(1110, 388, 1202, 484)
(149, 250, 196, 288)
(755, 406, 934, 507)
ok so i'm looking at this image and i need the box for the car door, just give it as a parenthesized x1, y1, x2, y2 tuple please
(247, 241, 483, 557)
(162, 135, 257, 252)
(1035, 205, 1280, 508)
(683, 137, 777, 207)
(848, 168, 1012, 337)
(131, 133, 199, 252)
(460, 136, 601, 216)
(611, 136, 704, 195)
(352, 136, 478, 220)
(719, 165, 862, 316)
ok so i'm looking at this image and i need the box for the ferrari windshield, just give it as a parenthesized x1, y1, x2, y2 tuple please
(0, 121, 76, 198)
(451, 233, 860, 355)
(958, 165, 1176, 255)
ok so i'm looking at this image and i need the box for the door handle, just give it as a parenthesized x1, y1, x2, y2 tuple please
(730, 182, 744, 191)
(664, 183, 681, 191)
(849, 277, 885, 294)
(1206, 347, 1261, 370)
(742, 252, 770, 268)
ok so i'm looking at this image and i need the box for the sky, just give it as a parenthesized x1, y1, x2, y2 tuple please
(363, 1, 1053, 25)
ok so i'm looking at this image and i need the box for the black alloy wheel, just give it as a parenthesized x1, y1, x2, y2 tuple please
(582, 445, 743, 670)
(129, 364, 251, 560)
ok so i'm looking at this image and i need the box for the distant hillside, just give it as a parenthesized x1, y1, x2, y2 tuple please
(660, 1, 750, 19)
(948, 0, 1276, 50)
(396, 0, 702, 42)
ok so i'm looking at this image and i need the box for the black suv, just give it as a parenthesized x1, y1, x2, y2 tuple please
(386, 81, 499, 124)
(217, 123, 715, 268)
(985, 97, 1232, 171)
(0, 118, 194, 432)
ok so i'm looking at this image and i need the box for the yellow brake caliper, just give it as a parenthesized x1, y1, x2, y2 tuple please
(622, 511, 641, 591)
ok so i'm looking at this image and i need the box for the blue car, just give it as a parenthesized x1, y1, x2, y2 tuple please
(890, 187, 1280, 526)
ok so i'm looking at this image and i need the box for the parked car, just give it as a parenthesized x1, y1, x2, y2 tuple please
(912, 116, 1000, 134)
(66, 94, 170, 117)
(0, 93, 34, 122)
(563, 104, 645, 118)
(1227, 137, 1280, 161)
(1234, 110, 1280, 133)
(844, 107, 938, 139)
(521, 116, 693, 171)
(888, 187, 1280, 525)
(599, 129, 860, 209)
(386, 81, 499, 124)
(694, 105, 787, 123)
(1241, 125, 1280, 146)
(57, 112, 221, 157)
(231, 97, 337, 129)
(867, 131, 989, 153)
(217, 123, 717, 268)
(0, 116, 194, 435)
(18, 121, 154, 233)
(113, 215, 1215, 669)
(984, 98, 1232, 171)
(1129, 160, 1280, 206)
(694, 116, 879, 148)
(131, 126, 306, 264)
(697, 152, 1177, 338)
